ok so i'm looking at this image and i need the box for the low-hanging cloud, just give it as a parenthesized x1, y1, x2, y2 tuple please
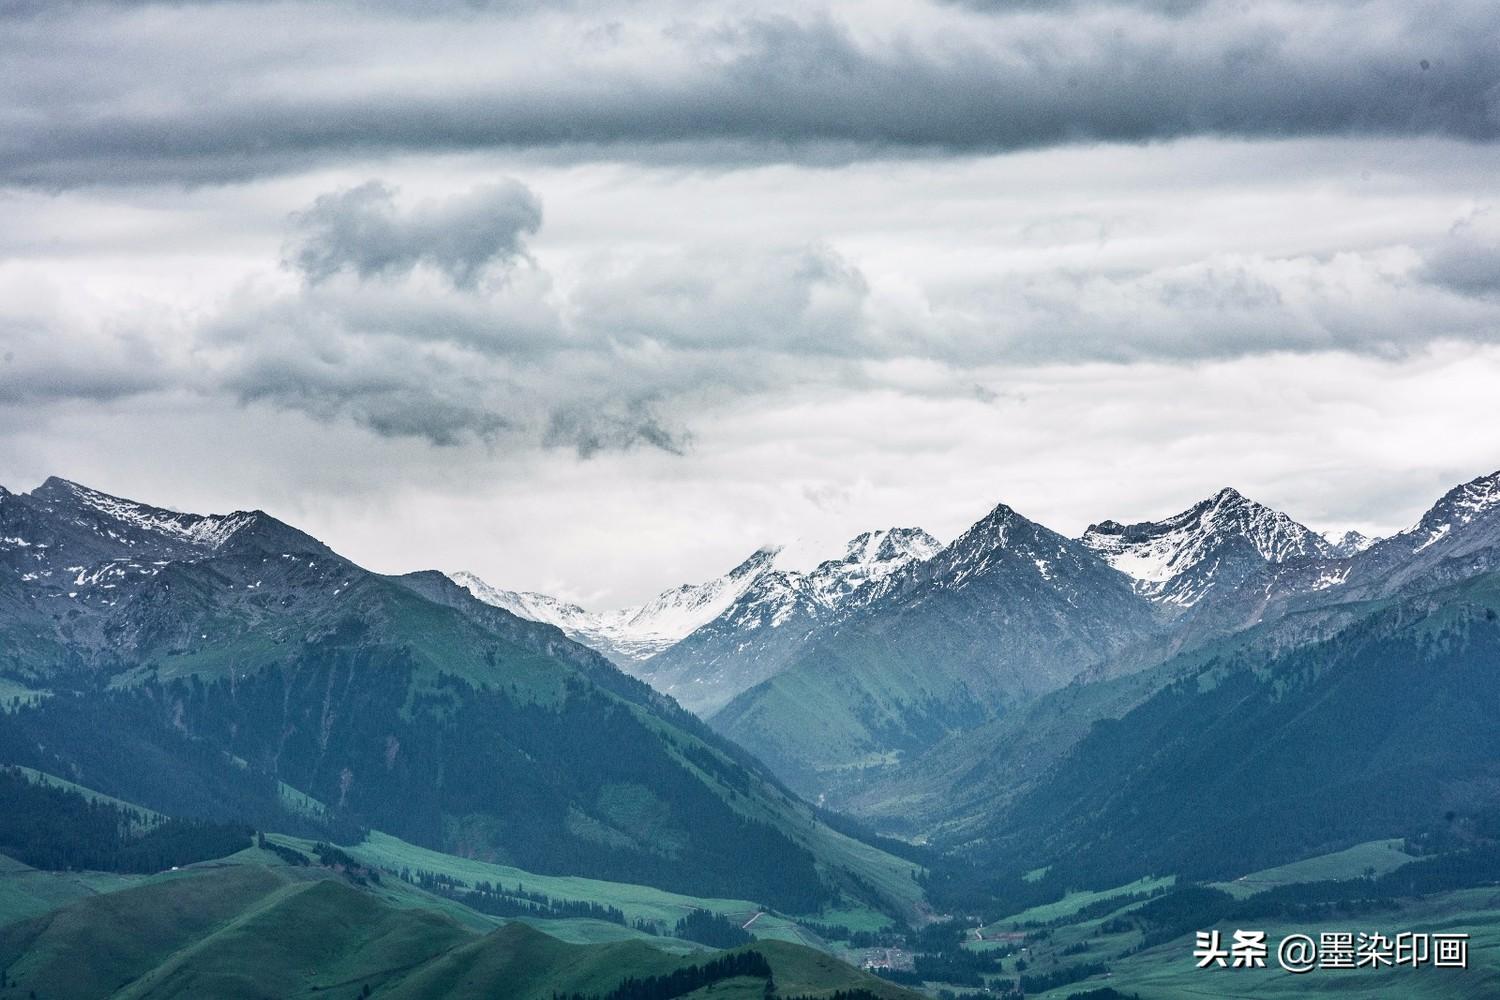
(544, 402, 692, 459)
(285, 180, 541, 288)
(10, 173, 1500, 456)
(573, 245, 881, 357)
(1, 0, 1498, 186)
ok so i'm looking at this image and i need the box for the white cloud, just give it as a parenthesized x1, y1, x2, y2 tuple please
(2, 24, 1498, 604)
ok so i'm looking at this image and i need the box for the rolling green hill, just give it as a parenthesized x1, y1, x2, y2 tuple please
(0, 860, 919, 1000)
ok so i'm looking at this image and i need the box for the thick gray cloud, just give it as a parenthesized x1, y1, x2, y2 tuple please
(544, 403, 691, 459)
(1, 0, 1497, 186)
(186, 181, 784, 451)
(285, 180, 541, 288)
(1421, 210, 1500, 299)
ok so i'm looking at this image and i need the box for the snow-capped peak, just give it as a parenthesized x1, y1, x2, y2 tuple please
(32, 477, 256, 551)
(450, 527, 939, 665)
(1397, 469, 1500, 552)
(798, 527, 941, 608)
(1321, 528, 1376, 557)
(448, 571, 593, 631)
(841, 527, 941, 569)
(452, 546, 784, 663)
(1081, 488, 1332, 607)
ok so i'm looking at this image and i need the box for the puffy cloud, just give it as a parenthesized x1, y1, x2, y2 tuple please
(285, 180, 541, 288)
(544, 403, 691, 458)
(9, 172, 1500, 454)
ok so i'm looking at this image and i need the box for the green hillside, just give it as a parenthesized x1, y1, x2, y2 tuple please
(0, 860, 919, 1000)
(948, 572, 1500, 888)
(709, 504, 1161, 804)
(0, 481, 925, 923)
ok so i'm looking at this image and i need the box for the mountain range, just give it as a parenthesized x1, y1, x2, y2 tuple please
(454, 527, 940, 715)
(836, 469, 1500, 887)
(0, 476, 922, 922)
(459, 471, 1500, 838)
(7, 467, 1500, 996)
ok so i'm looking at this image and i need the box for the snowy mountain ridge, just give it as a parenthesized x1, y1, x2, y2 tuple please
(1080, 487, 1335, 609)
(18, 477, 258, 554)
(451, 527, 940, 670)
(1394, 470, 1500, 554)
(1322, 528, 1377, 557)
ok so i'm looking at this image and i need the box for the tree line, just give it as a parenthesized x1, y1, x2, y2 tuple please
(0, 767, 250, 874)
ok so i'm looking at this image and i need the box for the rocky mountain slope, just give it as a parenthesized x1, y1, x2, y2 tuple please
(709, 502, 1162, 799)
(844, 470, 1500, 860)
(633, 528, 941, 715)
(1080, 486, 1335, 611)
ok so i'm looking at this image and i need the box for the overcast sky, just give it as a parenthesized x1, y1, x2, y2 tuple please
(3, 0, 1499, 607)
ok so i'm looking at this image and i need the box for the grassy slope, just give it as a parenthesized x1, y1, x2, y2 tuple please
(338, 829, 898, 948)
(1024, 886, 1500, 1000)
(928, 840, 1497, 1000)
(627, 707, 927, 924)
(977, 876, 1176, 931)
(0, 854, 147, 928)
(0, 860, 919, 1000)
(962, 576, 1500, 886)
(0, 759, 901, 953)
(0, 678, 47, 713)
(346, 829, 765, 928)
(1211, 838, 1417, 900)
(843, 588, 1408, 844)
(711, 632, 963, 800)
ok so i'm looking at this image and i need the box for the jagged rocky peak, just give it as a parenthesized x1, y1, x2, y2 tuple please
(25, 476, 260, 552)
(724, 544, 782, 578)
(3, 478, 339, 616)
(1080, 487, 1332, 607)
(1322, 528, 1376, 558)
(1419, 469, 1500, 527)
(793, 526, 941, 608)
(840, 527, 941, 565)
(1396, 468, 1500, 553)
(923, 499, 1112, 595)
(952, 500, 1027, 548)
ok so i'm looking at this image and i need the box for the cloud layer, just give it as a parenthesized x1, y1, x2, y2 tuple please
(2, 0, 1498, 185)
(2, 1, 1499, 601)
(7, 167, 1500, 453)
(286, 180, 541, 287)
